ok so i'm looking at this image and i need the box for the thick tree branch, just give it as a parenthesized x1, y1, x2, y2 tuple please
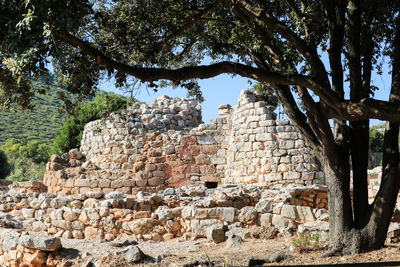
(232, 7, 281, 61)
(322, 0, 345, 97)
(234, 0, 330, 86)
(57, 32, 335, 97)
(248, 51, 321, 149)
(274, 85, 321, 150)
(348, 0, 363, 100)
(57, 33, 400, 124)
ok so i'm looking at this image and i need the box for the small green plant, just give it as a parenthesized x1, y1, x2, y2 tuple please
(205, 253, 214, 267)
(292, 232, 320, 253)
(67, 200, 73, 209)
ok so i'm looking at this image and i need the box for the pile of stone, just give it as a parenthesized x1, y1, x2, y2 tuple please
(0, 182, 331, 244)
(10, 181, 47, 194)
(0, 229, 62, 267)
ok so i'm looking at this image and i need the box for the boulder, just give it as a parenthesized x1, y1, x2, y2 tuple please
(19, 236, 62, 251)
(226, 234, 243, 248)
(219, 207, 236, 223)
(255, 198, 274, 213)
(238, 206, 258, 224)
(226, 227, 251, 239)
(205, 224, 226, 243)
(105, 191, 124, 200)
(123, 245, 145, 263)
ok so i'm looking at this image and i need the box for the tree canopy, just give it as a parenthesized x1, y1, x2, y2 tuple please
(2, 0, 400, 254)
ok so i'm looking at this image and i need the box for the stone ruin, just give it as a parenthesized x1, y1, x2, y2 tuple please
(0, 90, 397, 266)
(44, 89, 325, 195)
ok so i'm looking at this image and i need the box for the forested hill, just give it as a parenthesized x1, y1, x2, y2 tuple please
(0, 80, 105, 145)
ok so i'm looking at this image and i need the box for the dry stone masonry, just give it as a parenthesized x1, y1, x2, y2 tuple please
(0, 182, 330, 243)
(1, 90, 400, 265)
(44, 90, 324, 194)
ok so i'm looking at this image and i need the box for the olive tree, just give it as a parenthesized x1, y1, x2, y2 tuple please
(2, 0, 400, 254)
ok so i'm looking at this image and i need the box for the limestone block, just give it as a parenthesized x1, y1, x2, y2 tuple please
(63, 211, 78, 222)
(283, 172, 301, 180)
(22, 208, 35, 218)
(74, 179, 91, 187)
(148, 177, 164, 186)
(86, 208, 100, 221)
(238, 206, 258, 224)
(219, 207, 236, 223)
(200, 165, 216, 174)
(206, 224, 226, 243)
(52, 220, 72, 230)
(259, 213, 274, 227)
(19, 236, 62, 251)
(276, 119, 290, 126)
(72, 230, 84, 239)
(197, 135, 217, 145)
(272, 214, 296, 231)
(86, 191, 104, 199)
(71, 221, 84, 230)
(84, 227, 104, 241)
(279, 140, 295, 149)
(128, 218, 159, 234)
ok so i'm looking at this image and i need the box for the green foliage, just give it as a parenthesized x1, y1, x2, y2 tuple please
(251, 82, 279, 108)
(19, 141, 50, 164)
(52, 93, 130, 155)
(0, 150, 11, 179)
(291, 232, 321, 253)
(369, 126, 384, 153)
(6, 157, 47, 182)
(0, 83, 66, 146)
(0, 138, 48, 182)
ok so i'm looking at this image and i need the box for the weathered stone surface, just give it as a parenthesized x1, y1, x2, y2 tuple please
(205, 224, 226, 243)
(226, 234, 243, 248)
(271, 215, 295, 231)
(19, 236, 62, 251)
(105, 191, 124, 199)
(86, 191, 104, 199)
(238, 206, 258, 224)
(22, 208, 35, 218)
(220, 207, 236, 223)
(128, 218, 159, 235)
(260, 213, 273, 227)
(255, 198, 274, 213)
(84, 227, 104, 240)
(2, 235, 19, 251)
(226, 227, 251, 239)
(123, 245, 145, 263)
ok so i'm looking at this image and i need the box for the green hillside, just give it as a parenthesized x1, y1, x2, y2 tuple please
(0, 80, 105, 146)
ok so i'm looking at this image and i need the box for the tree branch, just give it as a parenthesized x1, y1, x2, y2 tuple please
(57, 32, 400, 124)
(56, 32, 327, 89)
(234, 0, 330, 85)
(322, 0, 346, 98)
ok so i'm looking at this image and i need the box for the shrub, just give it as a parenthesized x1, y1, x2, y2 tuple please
(52, 93, 131, 155)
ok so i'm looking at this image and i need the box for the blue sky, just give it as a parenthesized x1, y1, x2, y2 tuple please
(100, 56, 393, 125)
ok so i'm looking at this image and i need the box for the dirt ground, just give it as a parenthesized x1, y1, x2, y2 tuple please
(57, 236, 400, 266)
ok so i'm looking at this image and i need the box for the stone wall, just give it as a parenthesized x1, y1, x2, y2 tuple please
(0, 183, 329, 243)
(44, 89, 324, 194)
(222, 90, 324, 186)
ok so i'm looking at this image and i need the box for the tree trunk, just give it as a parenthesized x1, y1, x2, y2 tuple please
(324, 157, 400, 254)
(323, 158, 353, 252)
